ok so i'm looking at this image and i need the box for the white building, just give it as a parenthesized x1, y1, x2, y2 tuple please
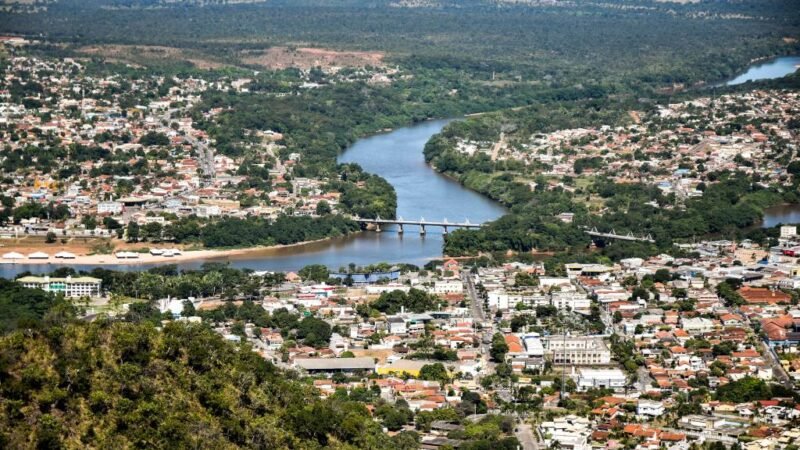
(574, 368, 627, 391)
(432, 279, 463, 295)
(387, 317, 407, 335)
(487, 290, 548, 311)
(680, 317, 715, 334)
(97, 201, 123, 214)
(195, 204, 221, 217)
(542, 336, 612, 365)
(18, 275, 102, 298)
(637, 400, 665, 417)
(551, 292, 591, 311)
(781, 225, 797, 239)
(366, 283, 410, 295)
(539, 415, 592, 450)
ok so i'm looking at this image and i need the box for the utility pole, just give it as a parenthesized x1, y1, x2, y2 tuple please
(560, 321, 567, 401)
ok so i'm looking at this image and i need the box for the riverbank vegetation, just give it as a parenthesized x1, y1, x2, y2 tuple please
(121, 214, 360, 248)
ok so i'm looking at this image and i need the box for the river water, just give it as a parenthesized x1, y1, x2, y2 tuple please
(0, 119, 506, 277)
(761, 204, 800, 228)
(723, 55, 800, 86)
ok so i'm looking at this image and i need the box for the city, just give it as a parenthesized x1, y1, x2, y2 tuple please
(1, 0, 800, 449)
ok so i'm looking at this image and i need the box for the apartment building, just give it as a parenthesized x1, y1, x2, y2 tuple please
(18, 275, 102, 298)
(541, 335, 612, 365)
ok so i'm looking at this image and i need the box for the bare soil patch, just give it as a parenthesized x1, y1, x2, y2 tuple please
(77, 45, 228, 69)
(240, 46, 385, 70)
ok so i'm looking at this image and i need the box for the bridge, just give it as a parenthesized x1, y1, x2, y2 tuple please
(584, 227, 655, 243)
(355, 216, 482, 234)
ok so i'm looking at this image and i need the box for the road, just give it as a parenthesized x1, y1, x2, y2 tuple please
(515, 422, 539, 450)
(735, 306, 794, 390)
(462, 271, 495, 377)
(760, 340, 794, 389)
(463, 271, 485, 322)
(637, 365, 654, 392)
(184, 134, 215, 182)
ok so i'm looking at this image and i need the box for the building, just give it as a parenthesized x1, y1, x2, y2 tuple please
(737, 286, 792, 305)
(294, 357, 375, 375)
(551, 292, 591, 311)
(432, 279, 463, 295)
(574, 368, 627, 391)
(539, 415, 592, 450)
(377, 359, 438, 378)
(97, 201, 123, 214)
(542, 336, 612, 365)
(17, 275, 102, 298)
(681, 317, 715, 334)
(637, 400, 666, 417)
(387, 316, 408, 335)
(781, 226, 797, 239)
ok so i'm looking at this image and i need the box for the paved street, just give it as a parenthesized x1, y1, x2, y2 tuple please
(515, 422, 539, 450)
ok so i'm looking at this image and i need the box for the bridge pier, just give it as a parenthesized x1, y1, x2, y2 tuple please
(398, 224, 403, 234)
(443, 226, 448, 235)
(375, 224, 381, 232)
(420, 225, 426, 235)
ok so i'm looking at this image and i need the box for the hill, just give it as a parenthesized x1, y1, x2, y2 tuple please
(0, 285, 408, 449)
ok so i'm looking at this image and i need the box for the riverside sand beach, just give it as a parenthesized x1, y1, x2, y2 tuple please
(0, 238, 332, 266)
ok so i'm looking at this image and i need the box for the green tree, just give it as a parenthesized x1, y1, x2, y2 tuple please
(419, 363, 450, 384)
(299, 264, 330, 283)
(126, 221, 140, 242)
(490, 333, 509, 363)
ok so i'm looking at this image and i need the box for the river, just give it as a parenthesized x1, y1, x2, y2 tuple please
(761, 204, 800, 228)
(722, 55, 800, 86)
(0, 119, 506, 278)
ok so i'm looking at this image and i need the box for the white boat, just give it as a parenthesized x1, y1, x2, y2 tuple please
(162, 248, 182, 257)
(149, 249, 164, 255)
(54, 251, 76, 259)
(115, 251, 140, 259)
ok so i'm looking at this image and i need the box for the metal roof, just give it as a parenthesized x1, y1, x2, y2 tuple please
(294, 357, 375, 371)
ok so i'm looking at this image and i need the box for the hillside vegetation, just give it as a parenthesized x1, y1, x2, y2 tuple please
(0, 290, 410, 449)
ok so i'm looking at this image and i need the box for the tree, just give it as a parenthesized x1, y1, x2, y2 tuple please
(653, 268, 671, 283)
(126, 221, 140, 242)
(296, 316, 332, 347)
(45, 231, 57, 243)
(299, 264, 330, 282)
(82, 215, 98, 230)
(490, 333, 509, 363)
(376, 404, 413, 431)
(715, 376, 774, 402)
(458, 390, 488, 416)
(419, 363, 450, 384)
(316, 200, 332, 216)
(103, 216, 122, 230)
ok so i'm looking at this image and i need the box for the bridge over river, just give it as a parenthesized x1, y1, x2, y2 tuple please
(355, 217, 482, 234)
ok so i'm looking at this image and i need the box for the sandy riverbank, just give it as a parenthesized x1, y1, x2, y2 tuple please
(0, 238, 334, 267)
